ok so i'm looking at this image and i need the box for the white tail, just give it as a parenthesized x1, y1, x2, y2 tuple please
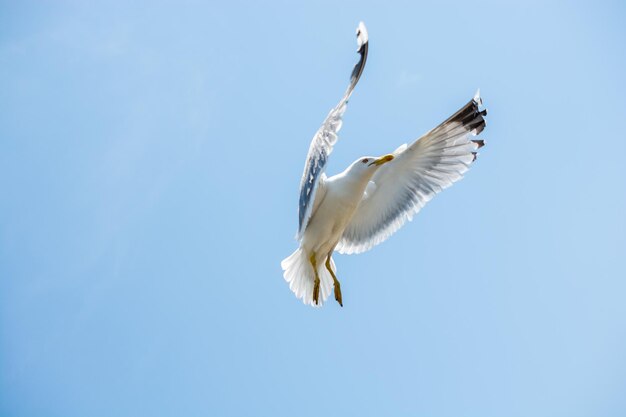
(281, 248, 336, 307)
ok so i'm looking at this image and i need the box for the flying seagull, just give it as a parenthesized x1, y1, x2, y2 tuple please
(281, 22, 487, 307)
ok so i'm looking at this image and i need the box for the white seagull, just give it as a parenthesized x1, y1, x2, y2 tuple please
(281, 22, 487, 307)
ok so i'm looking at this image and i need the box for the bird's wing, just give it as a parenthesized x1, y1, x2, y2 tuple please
(296, 22, 369, 240)
(336, 93, 487, 254)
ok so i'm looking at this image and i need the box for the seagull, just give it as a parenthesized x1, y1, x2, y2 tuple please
(281, 22, 487, 307)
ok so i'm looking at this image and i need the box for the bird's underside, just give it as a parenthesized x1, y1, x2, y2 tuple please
(281, 22, 488, 307)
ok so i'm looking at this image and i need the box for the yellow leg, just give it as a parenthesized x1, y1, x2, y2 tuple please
(325, 255, 342, 307)
(310, 253, 321, 305)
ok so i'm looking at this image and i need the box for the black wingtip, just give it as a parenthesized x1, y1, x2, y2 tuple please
(472, 139, 485, 149)
(349, 43, 368, 83)
(445, 93, 488, 137)
(348, 22, 369, 91)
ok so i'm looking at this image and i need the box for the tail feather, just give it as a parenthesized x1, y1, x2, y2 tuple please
(281, 248, 335, 307)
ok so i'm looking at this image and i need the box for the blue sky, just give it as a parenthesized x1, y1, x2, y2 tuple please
(1, 1, 625, 416)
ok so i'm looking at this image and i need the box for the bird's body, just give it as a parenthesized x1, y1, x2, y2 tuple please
(301, 159, 381, 261)
(282, 22, 488, 307)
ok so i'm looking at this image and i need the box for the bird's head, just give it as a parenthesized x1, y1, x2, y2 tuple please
(348, 154, 395, 178)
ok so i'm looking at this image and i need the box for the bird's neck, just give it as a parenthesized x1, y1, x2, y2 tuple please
(328, 169, 374, 201)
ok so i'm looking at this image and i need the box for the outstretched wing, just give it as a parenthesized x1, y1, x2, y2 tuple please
(296, 22, 369, 240)
(336, 92, 488, 254)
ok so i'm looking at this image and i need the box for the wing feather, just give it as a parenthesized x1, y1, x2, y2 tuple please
(336, 93, 488, 254)
(296, 22, 369, 240)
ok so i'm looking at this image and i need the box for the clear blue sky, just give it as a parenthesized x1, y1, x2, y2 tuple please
(2, 1, 625, 416)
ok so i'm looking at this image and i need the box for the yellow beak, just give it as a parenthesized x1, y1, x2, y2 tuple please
(369, 154, 394, 166)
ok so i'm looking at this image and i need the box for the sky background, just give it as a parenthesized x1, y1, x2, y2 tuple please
(1, 1, 626, 416)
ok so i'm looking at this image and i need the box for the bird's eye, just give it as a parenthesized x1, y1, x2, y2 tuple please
(361, 158, 369, 164)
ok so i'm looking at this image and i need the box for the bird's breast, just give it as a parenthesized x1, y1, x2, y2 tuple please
(301, 180, 366, 254)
